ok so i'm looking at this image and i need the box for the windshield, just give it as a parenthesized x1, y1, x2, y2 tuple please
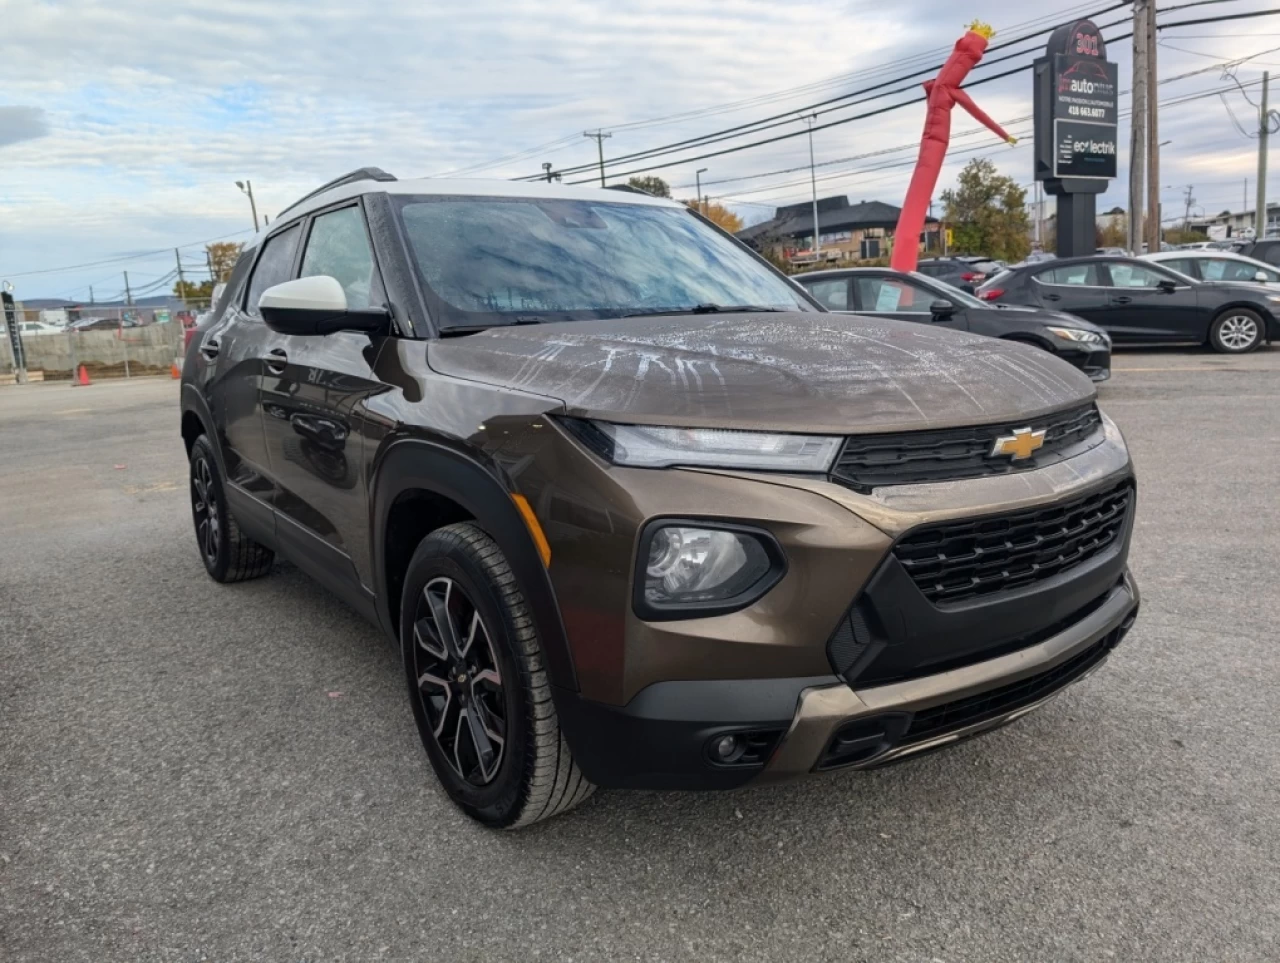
(394, 195, 812, 329)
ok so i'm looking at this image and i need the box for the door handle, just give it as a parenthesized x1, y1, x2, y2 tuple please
(265, 348, 288, 375)
(1112, 296, 1133, 305)
(1043, 293, 1062, 301)
(199, 337, 220, 360)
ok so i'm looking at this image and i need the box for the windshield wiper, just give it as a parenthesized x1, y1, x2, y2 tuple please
(621, 304, 787, 318)
(438, 316, 549, 337)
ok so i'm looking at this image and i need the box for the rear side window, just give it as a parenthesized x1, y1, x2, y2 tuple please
(1203, 258, 1274, 282)
(245, 224, 302, 317)
(1039, 264, 1100, 286)
(804, 278, 849, 310)
(300, 206, 377, 309)
(1258, 243, 1280, 266)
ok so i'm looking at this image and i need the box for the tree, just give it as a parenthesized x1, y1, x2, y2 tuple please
(174, 279, 215, 302)
(939, 158, 1031, 262)
(1098, 212, 1127, 249)
(683, 199, 743, 233)
(627, 176, 671, 198)
(207, 241, 243, 283)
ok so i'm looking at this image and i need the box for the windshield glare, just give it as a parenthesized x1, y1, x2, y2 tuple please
(395, 195, 812, 327)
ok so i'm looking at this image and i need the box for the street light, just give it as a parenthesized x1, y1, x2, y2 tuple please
(695, 168, 708, 216)
(236, 180, 260, 233)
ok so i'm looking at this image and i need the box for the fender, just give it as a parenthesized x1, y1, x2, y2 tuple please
(179, 384, 225, 476)
(370, 437, 579, 692)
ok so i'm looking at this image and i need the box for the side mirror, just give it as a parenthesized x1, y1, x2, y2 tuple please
(1256, 270, 1270, 283)
(259, 276, 389, 336)
(1156, 279, 1178, 294)
(929, 299, 956, 319)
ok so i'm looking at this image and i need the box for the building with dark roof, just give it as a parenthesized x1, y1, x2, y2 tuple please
(737, 195, 940, 266)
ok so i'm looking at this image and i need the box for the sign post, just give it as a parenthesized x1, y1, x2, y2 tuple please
(2, 290, 28, 385)
(1034, 20, 1118, 256)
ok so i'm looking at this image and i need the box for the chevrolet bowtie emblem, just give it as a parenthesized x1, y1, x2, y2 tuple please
(990, 427, 1046, 460)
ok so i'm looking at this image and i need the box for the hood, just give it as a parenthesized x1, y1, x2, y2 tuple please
(428, 312, 1095, 434)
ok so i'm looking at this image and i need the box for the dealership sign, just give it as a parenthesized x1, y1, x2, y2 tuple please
(1034, 19, 1118, 183)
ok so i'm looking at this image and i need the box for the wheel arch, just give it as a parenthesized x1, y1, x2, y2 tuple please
(370, 438, 579, 692)
(179, 385, 224, 472)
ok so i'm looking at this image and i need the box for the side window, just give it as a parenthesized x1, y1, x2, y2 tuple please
(1260, 244, 1280, 266)
(245, 224, 302, 317)
(804, 278, 850, 311)
(1107, 262, 1171, 288)
(854, 277, 933, 314)
(1211, 258, 1269, 282)
(1161, 258, 1199, 279)
(1040, 264, 1101, 286)
(299, 206, 377, 309)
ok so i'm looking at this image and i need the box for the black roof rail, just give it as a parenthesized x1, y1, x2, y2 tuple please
(278, 167, 397, 216)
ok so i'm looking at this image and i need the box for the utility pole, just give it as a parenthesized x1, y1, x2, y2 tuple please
(123, 271, 133, 306)
(236, 180, 260, 232)
(695, 168, 708, 216)
(583, 130, 612, 187)
(1145, 0, 1161, 254)
(174, 248, 188, 311)
(1128, 0, 1148, 255)
(803, 113, 821, 260)
(542, 162, 554, 183)
(1182, 185, 1195, 231)
(1257, 71, 1271, 239)
(206, 250, 216, 283)
(89, 286, 94, 305)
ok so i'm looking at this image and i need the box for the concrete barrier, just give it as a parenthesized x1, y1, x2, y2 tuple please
(3, 324, 184, 380)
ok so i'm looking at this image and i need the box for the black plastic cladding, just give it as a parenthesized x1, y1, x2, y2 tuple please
(831, 403, 1104, 491)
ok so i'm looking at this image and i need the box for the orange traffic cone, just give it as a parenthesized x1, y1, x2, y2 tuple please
(77, 365, 91, 386)
(170, 362, 181, 379)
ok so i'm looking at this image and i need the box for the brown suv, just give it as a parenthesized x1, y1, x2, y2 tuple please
(180, 170, 1139, 828)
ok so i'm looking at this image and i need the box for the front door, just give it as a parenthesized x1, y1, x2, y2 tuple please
(205, 224, 302, 497)
(1031, 262, 1110, 326)
(1100, 261, 1203, 341)
(260, 201, 389, 590)
(851, 274, 969, 332)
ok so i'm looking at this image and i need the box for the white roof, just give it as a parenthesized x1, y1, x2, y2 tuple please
(250, 175, 681, 249)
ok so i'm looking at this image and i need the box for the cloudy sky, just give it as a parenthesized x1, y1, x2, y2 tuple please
(3, 0, 1278, 300)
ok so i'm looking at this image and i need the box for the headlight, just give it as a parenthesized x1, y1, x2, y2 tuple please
(1046, 326, 1105, 344)
(637, 523, 783, 618)
(569, 420, 841, 472)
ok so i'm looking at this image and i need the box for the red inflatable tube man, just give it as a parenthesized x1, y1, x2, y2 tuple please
(890, 21, 1016, 272)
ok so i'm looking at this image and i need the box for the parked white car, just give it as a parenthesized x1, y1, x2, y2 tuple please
(17, 320, 63, 336)
(1142, 249, 1280, 285)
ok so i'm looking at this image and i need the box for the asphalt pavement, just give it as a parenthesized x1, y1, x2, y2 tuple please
(2, 353, 1278, 962)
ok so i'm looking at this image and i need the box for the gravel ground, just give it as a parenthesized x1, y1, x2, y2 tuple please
(2, 352, 1278, 963)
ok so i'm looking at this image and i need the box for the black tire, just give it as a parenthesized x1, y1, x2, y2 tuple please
(189, 435, 274, 582)
(400, 522, 594, 829)
(1208, 309, 1264, 353)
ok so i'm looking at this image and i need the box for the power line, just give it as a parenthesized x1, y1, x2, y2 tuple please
(3, 229, 252, 281)
(525, 3, 1133, 182)
(562, 5, 1280, 186)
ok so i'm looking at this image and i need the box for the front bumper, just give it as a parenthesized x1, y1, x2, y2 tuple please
(556, 571, 1138, 790)
(1058, 343, 1112, 382)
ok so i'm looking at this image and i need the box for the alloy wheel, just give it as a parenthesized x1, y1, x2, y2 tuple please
(412, 577, 507, 786)
(191, 456, 220, 566)
(1219, 315, 1259, 350)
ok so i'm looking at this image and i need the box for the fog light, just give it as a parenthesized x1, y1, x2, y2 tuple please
(713, 735, 740, 761)
(643, 526, 772, 606)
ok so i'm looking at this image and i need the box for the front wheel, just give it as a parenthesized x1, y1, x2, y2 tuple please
(1209, 309, 1264, 353)
(400, 522, 594, 828)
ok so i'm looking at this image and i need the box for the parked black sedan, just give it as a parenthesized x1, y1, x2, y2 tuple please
(794, 267, 1112, 381)
(975, 255, 1280, 353)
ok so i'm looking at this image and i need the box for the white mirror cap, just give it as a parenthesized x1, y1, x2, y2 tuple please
(260, 275, 348, 313)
